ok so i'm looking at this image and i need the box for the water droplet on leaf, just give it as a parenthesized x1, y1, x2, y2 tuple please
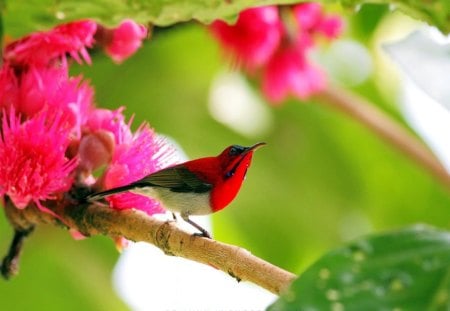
(348, 240, 373, 262)
(331, 302, 345, 311)
(326, 289, 341, 301)
(319, 268, 331, 280)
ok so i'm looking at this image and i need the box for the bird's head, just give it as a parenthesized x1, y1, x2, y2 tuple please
(218, 142, 266, 179)
(207, 142, 266, 212)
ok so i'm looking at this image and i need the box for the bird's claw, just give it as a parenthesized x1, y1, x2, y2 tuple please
(193, 230, 212, 239)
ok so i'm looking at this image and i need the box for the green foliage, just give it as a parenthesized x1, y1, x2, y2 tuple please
(2, 0, 299, 37)
(269, 225, 450, 311)
(2, 0, 450, 38)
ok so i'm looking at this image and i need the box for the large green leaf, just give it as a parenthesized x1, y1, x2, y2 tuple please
(1, 0, 450, 38)
(2, 0, 299, 37)
(269, 225, 450, 311)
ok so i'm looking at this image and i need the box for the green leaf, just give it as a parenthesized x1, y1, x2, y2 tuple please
(2, 0, 450, 38)
(2, 0, 299, 37)
(341, 0, 450, 34)
(269, 225, 450, 311)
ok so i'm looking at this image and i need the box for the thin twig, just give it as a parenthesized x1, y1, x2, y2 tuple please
(0, 226, 35, 279)
(316, 84, 450, 189)
(3, 201, 296, 295)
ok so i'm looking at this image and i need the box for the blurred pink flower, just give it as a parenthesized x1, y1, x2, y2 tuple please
(102, 19, 147, 63)
(103, 123, 176, 215)
(210, 3, 343, 103)
(4, 20, 97, 66)
(292, 3, 343, 39)
(210, 6, 282, 70)
(0, 109, 77, 210)
(262, 44, 326, 103)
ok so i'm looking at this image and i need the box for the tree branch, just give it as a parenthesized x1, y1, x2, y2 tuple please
(3, 200, 296, 295)
(316, 84, 450, 189)
(0, 226, 34, 279)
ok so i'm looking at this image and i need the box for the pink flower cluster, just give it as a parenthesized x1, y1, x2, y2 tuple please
(210, 3, 343, 104)
(0, 19, 174, 217)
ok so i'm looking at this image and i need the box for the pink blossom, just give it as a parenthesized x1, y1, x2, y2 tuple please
(210, 6, 282, 70)
(0, 109, 77, 210)
(292, 2, 323, 32)
(292, 3, 343, 39)
(80, 108, 132, 174)
(4, 20, 97, 66)
(317, 15, 344, 39)
(210, 3, 343, 103)
(0, 65, 19, 111)
(262, 44, 326, 103)
(103, 123, 176, 215)
(17, 65, 94, 137)
(102, 19, 147, 63)
(85, 107, 133, 144)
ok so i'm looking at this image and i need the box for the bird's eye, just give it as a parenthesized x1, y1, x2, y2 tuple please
(225, 171, 234, 179)
(229, 145, 243, 156)
(229, 147, 238, 155)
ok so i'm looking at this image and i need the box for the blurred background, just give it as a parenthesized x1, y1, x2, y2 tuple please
(1, 4, 450, 310)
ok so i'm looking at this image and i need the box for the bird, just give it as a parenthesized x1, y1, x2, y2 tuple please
(86, 142, 266, 238)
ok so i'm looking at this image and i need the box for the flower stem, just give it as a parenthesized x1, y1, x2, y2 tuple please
(315, 84, 450, 189)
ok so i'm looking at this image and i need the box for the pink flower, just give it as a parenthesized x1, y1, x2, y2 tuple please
(4, 20, 97, 66)
(317, 15, 344, 39)
(0, 109, 77, 210)
(292, 3, 343, 39)
(292, 2, 323, 31)
(210, 3, 343, 103)
(103, 122, 176, 215)
(79, 107, 132, 174)
(17, 65, 94, 137)
(102, 19, 147, 63)
(85, 107, 133, 144)
(262, 44, 326, 103)
(210, 6, 282, 70)
(0, 65, 19, 111)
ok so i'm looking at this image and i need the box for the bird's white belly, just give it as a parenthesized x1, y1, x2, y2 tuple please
(131, 187, 212, 216)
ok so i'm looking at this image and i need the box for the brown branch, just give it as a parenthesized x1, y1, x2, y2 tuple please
(1, 226, 34, 279)
(3, 200, 296, 295)
(316, 84, 450, 189)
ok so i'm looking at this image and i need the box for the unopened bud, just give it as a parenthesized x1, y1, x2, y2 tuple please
(79, 130, 115, 171)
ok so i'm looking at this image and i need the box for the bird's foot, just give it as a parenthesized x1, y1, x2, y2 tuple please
(182, 216, 212, 239)
(193, 230, 211, 239)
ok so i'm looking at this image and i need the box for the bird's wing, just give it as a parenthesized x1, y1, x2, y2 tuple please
(137, 165, 213, 193)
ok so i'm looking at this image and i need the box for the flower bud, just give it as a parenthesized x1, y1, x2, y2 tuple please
(79, 130, 115, 172)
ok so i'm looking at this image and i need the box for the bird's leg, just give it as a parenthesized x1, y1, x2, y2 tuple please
(181, 215, 211, 239)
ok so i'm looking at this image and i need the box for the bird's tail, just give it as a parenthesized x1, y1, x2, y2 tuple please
(85, 184, 139, 202)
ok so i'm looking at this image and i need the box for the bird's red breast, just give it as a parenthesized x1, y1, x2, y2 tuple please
(210, 151, 255, 212)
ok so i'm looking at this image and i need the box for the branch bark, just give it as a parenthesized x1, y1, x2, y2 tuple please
(316, 84, 450, 189)
(3, 200, 296, 295)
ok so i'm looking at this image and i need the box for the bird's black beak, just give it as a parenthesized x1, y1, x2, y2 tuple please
(242, 142, 266, 156)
